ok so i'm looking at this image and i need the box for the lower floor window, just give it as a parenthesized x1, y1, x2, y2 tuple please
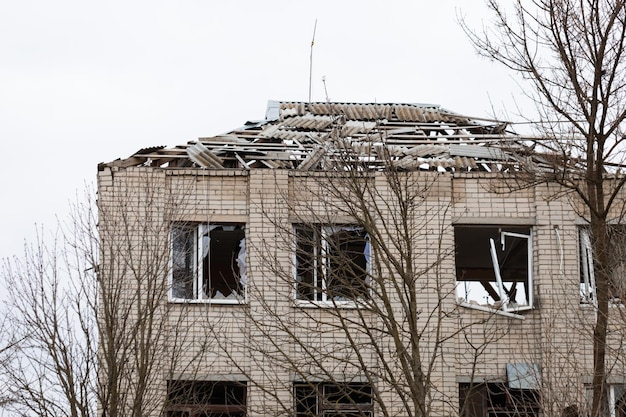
(580, 226, 626, 304)
(294, 382, 373, 417)
(166, 380, 246, 417)
(459, 383, 539, 417)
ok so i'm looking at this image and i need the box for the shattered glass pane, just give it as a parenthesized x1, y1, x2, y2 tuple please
(171, 225, 196, 299)
(205, 225, 245, 299)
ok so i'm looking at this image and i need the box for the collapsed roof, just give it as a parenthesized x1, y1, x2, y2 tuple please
(102, 101, 537, 172)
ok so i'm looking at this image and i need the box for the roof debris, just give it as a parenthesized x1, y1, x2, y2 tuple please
(101, 101, 538, 172)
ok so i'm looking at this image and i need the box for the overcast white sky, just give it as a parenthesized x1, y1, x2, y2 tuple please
(0, 0, 532, 259)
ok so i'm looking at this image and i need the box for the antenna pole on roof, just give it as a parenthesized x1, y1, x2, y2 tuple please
(308, 19, 317, 104)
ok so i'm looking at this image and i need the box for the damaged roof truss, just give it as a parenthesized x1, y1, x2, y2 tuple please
(103, 101, 543, 172)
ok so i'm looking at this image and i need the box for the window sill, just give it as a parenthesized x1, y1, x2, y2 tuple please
(294, 299, 366, 309)
(580, 300, 625, 308)
(458, 301, 525, 320)
(169, 298, 246, 305)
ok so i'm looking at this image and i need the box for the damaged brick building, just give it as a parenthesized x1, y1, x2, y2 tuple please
(97, 101, 626, 417)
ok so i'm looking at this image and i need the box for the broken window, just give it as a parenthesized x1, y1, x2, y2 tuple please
(617, 386, 626, 417)
(580, 226, 626, 303)
(294, 225, 370, 302)
(584, 384, 626, 417)
(294, 382, 373, 417)
(459, 382, 540, 417)
(579, 228, 596, 304)
(455, 226, 533, 312)
(166, 380, 247, 417)
(171, 223, 246, 302)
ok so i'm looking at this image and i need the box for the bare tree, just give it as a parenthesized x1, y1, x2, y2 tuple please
(0, 173, 213, 417)
(463, 2, 626, 417)
(0, 306, 19, 411)
(0, 213, 97, 417)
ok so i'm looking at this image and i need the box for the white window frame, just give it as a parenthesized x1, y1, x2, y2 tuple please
(609, 384, 626, 417)
(490, 231, 533, 312)
(579, 228, 597, 305)
(584, 384, 626, 417)
(169, 223, 246, 304)
(579, 225, 626, 305)
(294, 224, 371, 307)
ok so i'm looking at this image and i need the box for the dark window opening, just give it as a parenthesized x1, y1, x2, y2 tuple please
(460, 383, 539, 417)
(166, 380, 247, 417)
(295, 226, 320, 301)
(455, 226, 532, 312)
(295, 225, 370, 302)
(204, 225, 246, 300)
(295, 382, 372, 417)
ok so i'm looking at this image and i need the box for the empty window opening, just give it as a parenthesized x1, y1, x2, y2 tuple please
(460, 382, 539, 417)
(166, 380, 247, 417)
(171, 223, 246, 302)
(295, 225, 370, 302)
(455, 226, 533, 312)
(294, 382, 373, 417)
(580, 226, 626, 303)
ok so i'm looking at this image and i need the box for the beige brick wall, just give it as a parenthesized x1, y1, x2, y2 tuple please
(98, 166, 624, 417)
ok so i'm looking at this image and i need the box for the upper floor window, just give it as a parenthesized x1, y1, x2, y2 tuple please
(580, 226, 626, 304)
(579, 228, 596, 304)
(455, 226, 533, 312)
(294, 382, 373, 417)
(171, 223, 246, 303)
(584, 384, 626, 417)
(294, 225, 370, 303)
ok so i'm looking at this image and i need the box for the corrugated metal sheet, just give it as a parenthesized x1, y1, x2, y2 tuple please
(280, 115, 333, 130)
(341, 120, 377, 136)
(449, 144, 508, 160)
(395, 105, 429, 122)
(406, 144, 449, 157)
(269, 130, 322, 143)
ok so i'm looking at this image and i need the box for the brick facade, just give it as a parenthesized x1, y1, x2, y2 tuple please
(97, 163, 624, 417)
